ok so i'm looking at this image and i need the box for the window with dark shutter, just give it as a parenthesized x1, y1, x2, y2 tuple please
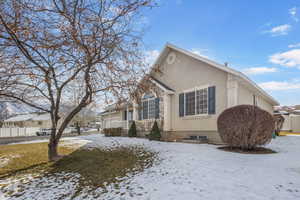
(208, 86, 216, 114)
(179, 86, 215, 117)
(179, 93, 184, 117)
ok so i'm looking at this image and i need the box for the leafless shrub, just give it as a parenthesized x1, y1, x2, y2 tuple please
(274, 115, 285, 136)
(217, 105, 275, 150)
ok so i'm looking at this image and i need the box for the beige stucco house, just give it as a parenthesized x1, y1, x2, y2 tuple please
(100, 43, 279, 143)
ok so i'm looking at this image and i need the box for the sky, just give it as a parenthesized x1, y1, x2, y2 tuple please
(141, 0, 300, 106)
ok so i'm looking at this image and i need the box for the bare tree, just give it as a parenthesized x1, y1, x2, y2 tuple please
(274, 115, 285, 136)
(0, 0, 154, 161)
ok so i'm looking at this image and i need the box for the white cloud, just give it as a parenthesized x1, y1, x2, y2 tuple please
(289, 7, 298, 22)
(145, 50, 160, 65)
(269, 49, 300, 68)
(243, 67, 278, 75)
(288, 43, 300, 48)
(265, 24, 291, 36)
(259, 81, 300, 91)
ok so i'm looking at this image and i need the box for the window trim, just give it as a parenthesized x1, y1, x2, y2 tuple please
(181, 85, 210, 117)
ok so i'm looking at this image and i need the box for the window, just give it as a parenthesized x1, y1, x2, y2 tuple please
(142, 100, 149, 119)
(185, 91, 195, 115)
(148, 99, 156, 119)
(140, 93, 160, 120)
(180, 87, 211, 117)
(196, 89, 208, 114)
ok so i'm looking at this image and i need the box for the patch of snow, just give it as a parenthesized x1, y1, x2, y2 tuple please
(1, 134, 300, 200)
(0, 157, 10, 168)
(0, 154, 20, 168)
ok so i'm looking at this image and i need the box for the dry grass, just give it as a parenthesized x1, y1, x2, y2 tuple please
(0, 142, 77, 177)
(0, 141, 156, 198)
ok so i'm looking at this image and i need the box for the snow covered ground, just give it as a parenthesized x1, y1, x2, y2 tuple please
(1, 134, 300, 200)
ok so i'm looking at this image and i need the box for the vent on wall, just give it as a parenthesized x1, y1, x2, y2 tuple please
(167, 52, 176, 65)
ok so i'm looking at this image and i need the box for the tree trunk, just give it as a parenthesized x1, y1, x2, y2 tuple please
(48, 139, 59, 161)
(76, 122, 81, 135)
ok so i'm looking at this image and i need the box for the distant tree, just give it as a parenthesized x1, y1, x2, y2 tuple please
(0, 0, 155, 161)
(148, 120, 161, 141)
(274, 115, 285, 136)
(217, 105, 275, 150)
(128, 121, 137, 137)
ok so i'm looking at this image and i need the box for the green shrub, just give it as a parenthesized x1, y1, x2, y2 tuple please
(128, 121, 137, 137)
(103, 128, 122, 137)
(148, 121, 161, 141)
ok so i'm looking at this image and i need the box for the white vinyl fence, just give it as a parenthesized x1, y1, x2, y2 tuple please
(0, 127, 40, 137)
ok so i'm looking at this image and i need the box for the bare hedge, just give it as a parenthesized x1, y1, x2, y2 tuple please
(217, 105, 275, 150)
(103, 128, 123, 137)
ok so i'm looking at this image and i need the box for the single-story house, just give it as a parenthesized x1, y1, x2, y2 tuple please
(100, 43, 279, 143)
(3, 113, 51, 128)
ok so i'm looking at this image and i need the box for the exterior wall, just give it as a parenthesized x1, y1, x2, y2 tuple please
(152, 50, 228, 143)
(237, 83, 274, 114)
(101, 111, 124, 129)
(162, 131, 223, 144)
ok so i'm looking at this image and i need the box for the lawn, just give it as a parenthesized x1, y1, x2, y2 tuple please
(0, 142, 76, 176)
(1, 134, 300, 200)
(0, 138, 155, 199)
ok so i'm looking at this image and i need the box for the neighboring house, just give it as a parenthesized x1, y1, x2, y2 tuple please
(276, 111, 300, 133)
(3, 113, 51, 128)
(100, 43, 279, 143)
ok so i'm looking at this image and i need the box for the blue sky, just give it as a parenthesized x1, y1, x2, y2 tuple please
(142, 0, 300, 106)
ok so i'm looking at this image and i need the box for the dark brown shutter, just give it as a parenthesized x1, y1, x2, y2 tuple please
(179, 93, 184, 117)
(208, 86, 216, 114)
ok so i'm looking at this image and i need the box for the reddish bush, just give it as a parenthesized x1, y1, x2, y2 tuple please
(217, 105, 275, 150)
